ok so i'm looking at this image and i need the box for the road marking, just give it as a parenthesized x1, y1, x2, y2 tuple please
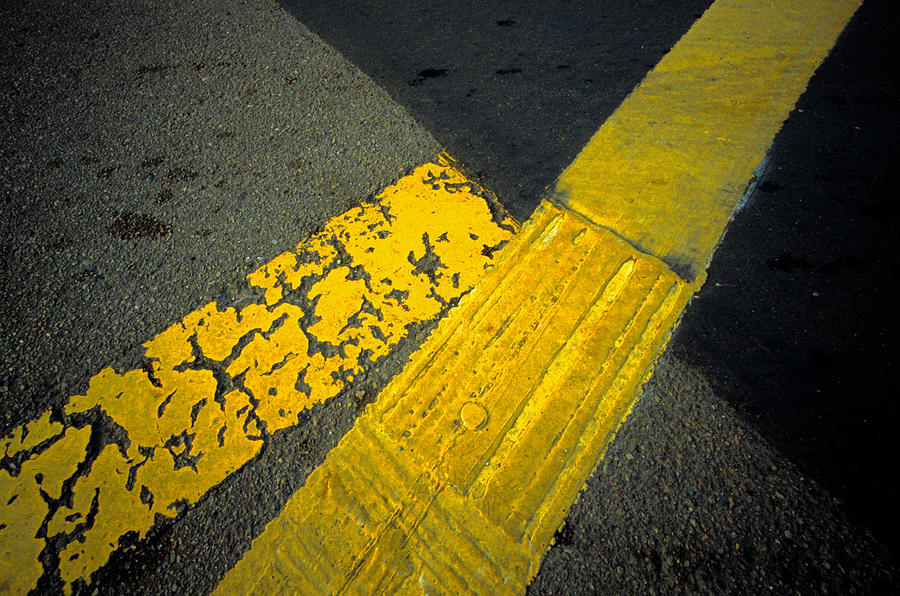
(215, 203, 691, 594)
(555, 0, 860, 283)
(0, 157, 515, 594)
(215, 0, 859, 593)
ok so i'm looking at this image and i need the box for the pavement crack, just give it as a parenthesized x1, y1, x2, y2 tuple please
(140, 485, 154, 510)
(141, 360, 163, 388)
(163, 431, 201, 472)
(369, 325, 390, 343)
(426, 286, 449, 307)
(261, 352, 296, 377)
(408, 232, 448, 285)
(384, 288, 410, 311)
(176, 333, 252, 417)
(294, 365, 313, 396)
(36, 486, 102, 595)
(242, 396, 267, 441)
(481, 239, 509, 259)
(1, 429, 65, 477)
(375, 196, 396, 225)
(156, 391, 175, 418)
(125, 451, 150, 492)
(189, 398, 207, 427)
(339, 296, 384, 336)
(422, 169, 452, 189)
(260, 312, 289, 340)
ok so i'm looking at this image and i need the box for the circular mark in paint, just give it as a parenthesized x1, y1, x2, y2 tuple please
(460, 402, 488, 430)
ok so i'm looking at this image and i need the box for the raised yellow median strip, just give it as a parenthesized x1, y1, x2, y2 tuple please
(215, 203, 692, 593)
(216, 0, 859, 593)
(0, 157, 515, 594)
(554, 0, 858, 283)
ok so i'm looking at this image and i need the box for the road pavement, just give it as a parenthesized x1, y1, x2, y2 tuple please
(289, 0, 900, 576)
(1, 0, 897, 593)
(0, 0, 439, 438)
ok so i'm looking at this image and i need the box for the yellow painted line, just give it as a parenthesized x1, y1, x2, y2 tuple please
(555, 0, 859, 283)
(216, 0, 859, 593)
(0, 157, 516, 594)
(215, 203, 691, 594)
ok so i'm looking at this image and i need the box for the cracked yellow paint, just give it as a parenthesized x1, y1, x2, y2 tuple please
(0, 157, 515, 594)
(216, 0, 859, 592)
(215, 203, 692, 594)
(1, 419, 88, 594)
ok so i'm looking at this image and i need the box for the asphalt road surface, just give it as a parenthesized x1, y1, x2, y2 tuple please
(2, 0, 898, 593)
(286, 0, 900, 573)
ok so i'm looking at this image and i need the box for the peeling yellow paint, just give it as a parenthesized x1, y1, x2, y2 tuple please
(53, 445, 151, 594)
(215, 203, 691, 594)
(1, 423, 90, 595)
(2, 0, 861, 588)
(0, 158, 514, 593)
(215, 0, 859, 592)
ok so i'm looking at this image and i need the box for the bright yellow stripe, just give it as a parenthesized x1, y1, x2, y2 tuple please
(0, 157, 515, 594)
(554, 0, 860, 283)
(215, 203, 690, 594)
(216, 0, 858, 593)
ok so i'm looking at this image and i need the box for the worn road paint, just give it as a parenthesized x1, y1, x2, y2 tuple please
(554, 0, 860, 283)
(215, 202, 691, 594)
(216, 0, 859, 593)
(0, 157, 515, 594)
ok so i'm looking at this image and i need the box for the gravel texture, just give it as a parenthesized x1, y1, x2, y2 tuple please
(529, 353, 898, 594)
(0, 0, 439, 438)
(4, 1, 898, 594)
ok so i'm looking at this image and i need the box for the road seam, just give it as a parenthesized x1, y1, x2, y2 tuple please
(1, 157, 515, 594)
(214, 0, 860, 593)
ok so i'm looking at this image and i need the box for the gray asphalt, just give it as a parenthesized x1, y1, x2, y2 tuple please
(2, 0, 898, 593)
(0, 0, 438, 438)
(530, 353, 896, 594)
(288, 0, 900, 590)
(671, 0, 900, 561)
(532, 0, 900, 589)
(279, 0, 713, 222)
(1, 4, 438, 591)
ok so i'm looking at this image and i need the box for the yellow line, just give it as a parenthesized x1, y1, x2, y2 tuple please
(0, 157, 515, 594)
(215, 0, 859, 593)
(555, 0, 859, 283)
(215, 205, 691, 594)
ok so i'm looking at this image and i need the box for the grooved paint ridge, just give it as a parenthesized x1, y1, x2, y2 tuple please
(0, 158, 515, 594)
(215, 0, 859, 592)
(215, 203, 691, 594)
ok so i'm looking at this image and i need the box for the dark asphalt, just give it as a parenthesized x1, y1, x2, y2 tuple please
(1, 2, 440, 592)
(0, 0, 438, 437)
(1, 0, 898, 592)
(285, 0, 900, 588)
(671, 0, 900, 557)
(278, 0, 713, 223)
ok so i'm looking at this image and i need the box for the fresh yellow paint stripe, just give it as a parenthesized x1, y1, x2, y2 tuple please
(0, 157, 515, 594)
(216, 0, 858, 593)
(555, 0, 860, 283)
